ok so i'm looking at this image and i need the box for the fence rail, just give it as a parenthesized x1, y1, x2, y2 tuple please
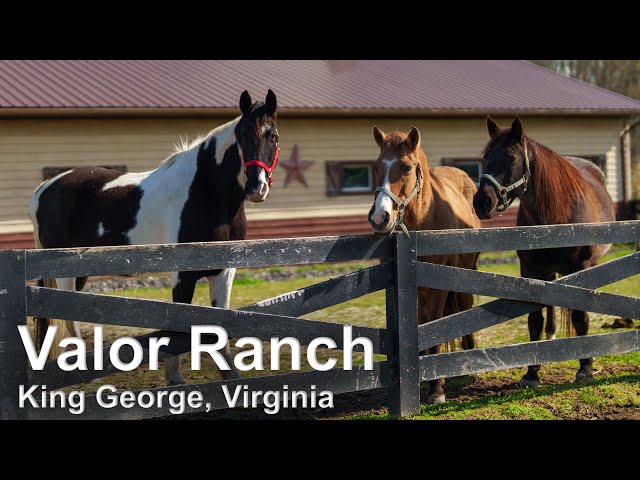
(1, 220, 639, 420)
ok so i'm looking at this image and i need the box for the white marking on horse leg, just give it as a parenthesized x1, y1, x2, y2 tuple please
(97, 222, 105, 237)
(212, 268, 236, 309)
(55, 277, 82, 338)
(546, 333, 556, 340)
(371, 159, 396, 225)
(208, 270, 241, 380)
(164, 357, 185, 385)
(170, 272, 180, 288)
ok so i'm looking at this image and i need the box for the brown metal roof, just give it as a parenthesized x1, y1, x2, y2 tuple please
(0, 60, 639, 116)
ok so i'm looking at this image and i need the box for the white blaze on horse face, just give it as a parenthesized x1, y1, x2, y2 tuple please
(371, 159, 396, 226)
(258, 170, 269, 196)
(247, 169, 269, 202)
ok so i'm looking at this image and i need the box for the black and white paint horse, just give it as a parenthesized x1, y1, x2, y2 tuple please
(30, 89, 279, 385)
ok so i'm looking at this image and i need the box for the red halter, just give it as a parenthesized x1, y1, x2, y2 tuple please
(242, 143, 280, 188)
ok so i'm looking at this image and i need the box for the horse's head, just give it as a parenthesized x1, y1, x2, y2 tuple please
(368, 126, 424, 235)
(236, 89, 279, 203)
(473, 116, 531, 219)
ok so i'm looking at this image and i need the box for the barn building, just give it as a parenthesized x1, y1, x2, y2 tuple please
(1, 60, 639, 248)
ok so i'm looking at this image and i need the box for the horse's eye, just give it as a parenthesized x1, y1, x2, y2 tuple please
(270, 132, 277, 141)
(402, 164, 413, 175)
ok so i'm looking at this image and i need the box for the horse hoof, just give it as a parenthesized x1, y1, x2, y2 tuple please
(168, 377, 186, 386)
(574, 371, 593, 383)
(519, 378, 540, 389)
(427, 393, 446, 404)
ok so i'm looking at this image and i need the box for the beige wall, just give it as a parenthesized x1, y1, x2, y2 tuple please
(0, 115, 626, 233)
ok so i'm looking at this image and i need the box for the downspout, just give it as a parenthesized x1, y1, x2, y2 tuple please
(619, 117, 640, 219)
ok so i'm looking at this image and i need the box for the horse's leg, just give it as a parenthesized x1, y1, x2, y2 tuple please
(570, 260, 595, 382)
(166, 271, 199, 386)
(545, 306, 556, 340)
(519, 270, 554, 388)
(544, 272, 557, 340)
(55, 277, 82, 338)
(427, 345, 446, 404)
(207, 269, 241, 380)
(457, 292, 476, 350)
(572, 309, 593, 382)
(419, 287, 449, 404)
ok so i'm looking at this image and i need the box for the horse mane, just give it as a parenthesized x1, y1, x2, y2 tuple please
(172, 133, 210, 155)
(525, 136, 586, 224)
(158, 116, 242, 170)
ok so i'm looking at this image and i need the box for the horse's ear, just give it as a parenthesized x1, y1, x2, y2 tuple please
(510, 116, 524, 142)
(239, 90, 252, 115)
(407, 126, 421, 151)
(373, 126, 387, 147)
(487, 116, 500, 138)
(265, 89, 277, 116)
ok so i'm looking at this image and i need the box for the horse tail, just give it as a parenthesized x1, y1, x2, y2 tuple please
(34, 277, 57, 350)
(561, 307, 575, 338)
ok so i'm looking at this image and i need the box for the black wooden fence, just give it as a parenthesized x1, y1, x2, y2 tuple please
(1, 220, 639, 420)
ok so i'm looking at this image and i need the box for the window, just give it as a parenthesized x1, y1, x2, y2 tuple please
(326, 161, 374, 196)
(441, 158, 483, 186)
(42, 165, 127, 180)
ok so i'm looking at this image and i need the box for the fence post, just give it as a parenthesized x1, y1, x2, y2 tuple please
(387, 232, 420, 418)
(0, 250, 28, 420)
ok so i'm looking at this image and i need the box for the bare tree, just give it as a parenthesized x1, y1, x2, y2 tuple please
(531, 60, 640, 202)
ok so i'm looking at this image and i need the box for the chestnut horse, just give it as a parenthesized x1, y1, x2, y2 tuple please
(368, 126, 480, 403)
(473, 116, 615, 387)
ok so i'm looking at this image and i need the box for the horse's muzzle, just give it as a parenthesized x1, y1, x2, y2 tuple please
(473, 189, 498, 220)
(368, 207, 394, 234)
(245, 181, 269, 203)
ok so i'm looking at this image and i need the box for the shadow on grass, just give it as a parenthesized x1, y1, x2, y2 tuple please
(420, 373, 640, 417)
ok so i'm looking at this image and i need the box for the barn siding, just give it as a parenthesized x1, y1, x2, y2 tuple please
(0, 115, 626, 234)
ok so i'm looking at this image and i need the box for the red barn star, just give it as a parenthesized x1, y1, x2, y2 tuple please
(279, 144, 313, 187)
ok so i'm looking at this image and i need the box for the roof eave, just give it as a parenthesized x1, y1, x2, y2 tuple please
(0, 107, 637, 118)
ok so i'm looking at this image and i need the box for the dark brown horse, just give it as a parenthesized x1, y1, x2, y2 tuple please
(368, 126, 480, 403)
(473, 116, 615, 387)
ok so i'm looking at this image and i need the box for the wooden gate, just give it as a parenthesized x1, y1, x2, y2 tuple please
(0, 221, 639, 419)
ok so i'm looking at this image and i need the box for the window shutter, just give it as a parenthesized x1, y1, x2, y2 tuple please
(326, 162, 344, 197)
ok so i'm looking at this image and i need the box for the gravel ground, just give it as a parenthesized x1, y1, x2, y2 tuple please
(81, 268, 363, 293)
(63, 244, 635, 293)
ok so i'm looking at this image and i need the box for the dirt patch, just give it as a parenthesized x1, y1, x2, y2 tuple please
(165, 361, 640, 420)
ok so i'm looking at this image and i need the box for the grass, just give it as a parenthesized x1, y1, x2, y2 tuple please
(51, 244, 640, 418)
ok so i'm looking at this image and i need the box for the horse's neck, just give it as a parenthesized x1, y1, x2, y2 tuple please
(406, 159, 434, 229)
(519, 151, 578, 225)
(147, 117, 241, 200)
